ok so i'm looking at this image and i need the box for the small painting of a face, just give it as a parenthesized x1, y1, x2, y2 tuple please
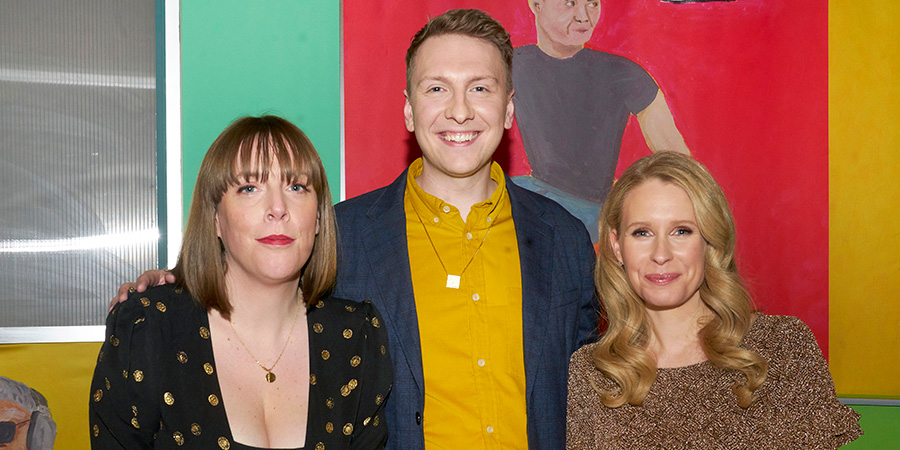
(532, 0, 601, 50)
(0, 376, 56, 450)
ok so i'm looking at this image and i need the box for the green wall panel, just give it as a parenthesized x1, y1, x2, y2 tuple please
(181, 1, 341, 223)
(843, 405, 900, 449)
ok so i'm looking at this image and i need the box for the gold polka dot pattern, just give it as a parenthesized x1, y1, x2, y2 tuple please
(89, 293, 391, 447)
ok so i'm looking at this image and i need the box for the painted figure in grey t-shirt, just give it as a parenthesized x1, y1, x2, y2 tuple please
(513, 0, 690, 242)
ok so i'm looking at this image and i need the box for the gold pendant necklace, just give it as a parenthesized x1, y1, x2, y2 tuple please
(228, 289, 303, 383)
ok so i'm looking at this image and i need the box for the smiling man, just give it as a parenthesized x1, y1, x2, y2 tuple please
(513, 0, 690, 243)
(333, 9, 597, 449)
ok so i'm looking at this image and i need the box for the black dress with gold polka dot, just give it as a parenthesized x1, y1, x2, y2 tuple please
(89, 284, 392, 449)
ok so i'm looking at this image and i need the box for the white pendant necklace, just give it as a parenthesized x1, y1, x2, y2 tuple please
(411, 202, 494, 289)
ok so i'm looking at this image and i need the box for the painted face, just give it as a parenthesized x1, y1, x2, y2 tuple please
(215, 159, 319, 287)
(611, 179, 707, 312)
(0, 400, 30, 450)
(404, 34, 514, 184)
(533, 0, 601, 49)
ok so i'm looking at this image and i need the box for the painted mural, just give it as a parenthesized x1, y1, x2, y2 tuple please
(343, 0, 831, 356)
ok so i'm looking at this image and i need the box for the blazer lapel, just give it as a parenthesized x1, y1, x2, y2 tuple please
(507, 179, 554, 402)
(360, 171, 426, 394)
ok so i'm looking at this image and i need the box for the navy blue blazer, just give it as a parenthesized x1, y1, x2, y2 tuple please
(334, 169, 598, 449)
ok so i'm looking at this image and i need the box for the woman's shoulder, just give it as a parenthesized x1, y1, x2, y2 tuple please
(744, 314, 816, 353)
(570, 341, 599, 367)
(569, 342, 616, 386)
(308, 296, 382, 325)
(307, 297, 384, 339)
(111, 284, 204, 329)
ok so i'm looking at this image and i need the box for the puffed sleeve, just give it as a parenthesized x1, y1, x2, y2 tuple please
(763, 316, 863, 448)
(89, 295, 161, 449)
(566, 344, 599, 450)
(349, 301, 393, 449)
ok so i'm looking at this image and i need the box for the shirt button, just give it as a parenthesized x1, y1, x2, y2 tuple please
(486, 217, 492, 223)
(442, 205, 450, 213)
(477, 359, 485, 367)
(433, 216, 439, 223)
(472, 293, 480, 302)
(486, 426, 494, 434)
(466, 232, 473, 240)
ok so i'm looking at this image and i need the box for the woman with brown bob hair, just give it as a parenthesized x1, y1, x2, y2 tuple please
(90, 115, 391, 449)
(567, 152, 861, 448)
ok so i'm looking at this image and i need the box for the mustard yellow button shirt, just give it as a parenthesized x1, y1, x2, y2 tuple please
(404, 158, 527, 449)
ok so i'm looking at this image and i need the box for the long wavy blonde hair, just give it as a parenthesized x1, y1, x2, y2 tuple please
(591, 152, 767, 408)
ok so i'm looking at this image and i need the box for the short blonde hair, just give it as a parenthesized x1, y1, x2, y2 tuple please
(592, 152, 767, 408)
(172, 115, 337, 318)
(406, 9, 513, 94)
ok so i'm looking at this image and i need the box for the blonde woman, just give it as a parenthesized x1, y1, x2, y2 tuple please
(567, 152, 861, 448)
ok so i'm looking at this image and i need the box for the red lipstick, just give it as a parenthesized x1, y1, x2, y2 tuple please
(256, 235, 294, 246)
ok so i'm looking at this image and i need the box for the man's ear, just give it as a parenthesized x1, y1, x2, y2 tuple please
(504, 89, 515, 129)
(530, 0, 541, 14)
(610, 229, 624, 266)
(403, 89, 415, 132)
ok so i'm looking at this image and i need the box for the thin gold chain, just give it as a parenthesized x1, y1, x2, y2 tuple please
(228, 289, 303, 383)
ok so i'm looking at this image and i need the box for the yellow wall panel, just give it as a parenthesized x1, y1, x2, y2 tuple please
(829, 2, 900, 397)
